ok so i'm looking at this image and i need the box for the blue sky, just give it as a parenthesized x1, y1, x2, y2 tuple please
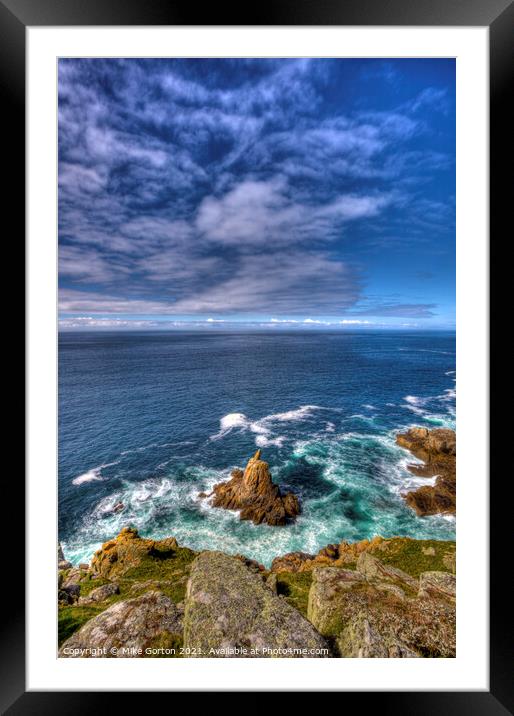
(58, 58, 455, 330)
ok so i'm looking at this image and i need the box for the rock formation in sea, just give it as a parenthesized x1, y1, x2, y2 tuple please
(396, 427, 456, 516)
(208, 449, 300, 526)
(58, 527, 456, 659)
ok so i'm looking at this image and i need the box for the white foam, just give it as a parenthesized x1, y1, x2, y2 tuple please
(72, 468, 103, 485)
(211, 405, 326, 446)
(264, 405, 323, 423)
(403, 394, 428, 416)
(72, 458, 120, 486)
(255, 434, 286, 447)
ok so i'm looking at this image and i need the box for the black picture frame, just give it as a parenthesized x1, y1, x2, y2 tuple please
(4, 0, 512, 710)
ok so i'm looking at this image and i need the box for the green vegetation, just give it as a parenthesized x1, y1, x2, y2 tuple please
(120, 546, 196, 603)
(79, 575, 110, 596)
(58, 546, 197, 645)
(143, 632, 184, 658)
(275, 571, 313, 617)
(372, 538, 455, 578)
(58, 605, 104, 646)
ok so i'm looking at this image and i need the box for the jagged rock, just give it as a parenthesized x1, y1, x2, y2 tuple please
(210, 450, 300, 526)
(272, 535, 428, 574)
(271, 551, 317, 572)
(443, 551, 456, 574)
(91, 527, 181, 579)
(318, 543, 339, 559)
(422, 546, 436, 556)
(307, 567, 367, 633)
(396, 427, 456, 515)
(59, 583, 81, 605)
(58, 560, 72, 570)
(183, 551, 330, 657)
(338, 613, 420, 658)
(266, 573, 278, 594)
(58, 543, 65, 562)
(235, 555, 266, 573)
(62, 568, 88, 588)
(307, 560, 456, 658)
(59, 591, 184, 657)
(128, 579, 184, 598)
(418, 571, 456, 601)
(78, 582, 120, 605)
(356, 552, 418, 591)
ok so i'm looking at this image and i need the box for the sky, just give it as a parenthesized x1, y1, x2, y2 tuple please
(58, 58, 455, 331)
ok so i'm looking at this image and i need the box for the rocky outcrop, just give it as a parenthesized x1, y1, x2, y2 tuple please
(57, 543, 72, 570)
(58, 528, 456, 659)
(396, 427, 456, 516)
(59, 591, 184, 657)
(209, 450, 300, 526)
(58, 550, 94, 605)
(78, 582, 120, 606)
(271, 535, 456, 576)
(183, 551, 329, 657)
(356, 552, 418, 591)
(91, 526, 182, 579)
(418, 571, 456, 601)
(308, 562, 456, 658)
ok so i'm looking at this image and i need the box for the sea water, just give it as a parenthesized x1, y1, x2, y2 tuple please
(59, 330, 456, 566)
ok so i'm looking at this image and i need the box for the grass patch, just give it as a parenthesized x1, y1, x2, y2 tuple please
(275, 571, 313, 617)
(79, 576, 110, 596)
(371, 538, 455, 578)
(120, 546, 196, 603)
(59, 547, 197, 646)
(58, 605, 104, 646)
(143, 633, 184, 658)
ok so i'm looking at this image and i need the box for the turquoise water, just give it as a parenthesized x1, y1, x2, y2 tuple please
(59, 331, 456, 566)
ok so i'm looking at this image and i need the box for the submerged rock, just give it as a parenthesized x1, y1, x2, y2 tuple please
(183, 551, 329, 657)
(59, 591, 184, 657)
(210, 449, 300, 526)
(396, 427, 456, 515)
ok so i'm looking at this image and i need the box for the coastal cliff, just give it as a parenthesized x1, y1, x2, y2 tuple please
(396, 427, 456, 515)
(58, 434, 456, 658)
(58, 529, 455, 658)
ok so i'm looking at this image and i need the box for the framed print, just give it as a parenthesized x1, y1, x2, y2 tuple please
(4, 0, 512, 709)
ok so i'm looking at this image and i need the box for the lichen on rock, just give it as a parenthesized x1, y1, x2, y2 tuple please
(91, 526, 180, 579)
(183, 551, 330, 657)
(307, 558, 456, 658)
(59, 591, 184, 658)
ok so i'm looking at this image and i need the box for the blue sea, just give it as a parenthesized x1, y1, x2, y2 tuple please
(59, 330, 456, 566)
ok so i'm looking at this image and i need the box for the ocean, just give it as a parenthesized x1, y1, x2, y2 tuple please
(58, 330, 456, 566)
